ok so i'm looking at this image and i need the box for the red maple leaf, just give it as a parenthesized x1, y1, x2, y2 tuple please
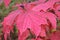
(2, 0, 60, 40)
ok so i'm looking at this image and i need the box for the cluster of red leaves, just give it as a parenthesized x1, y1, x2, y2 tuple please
(2, 0, 60, 40)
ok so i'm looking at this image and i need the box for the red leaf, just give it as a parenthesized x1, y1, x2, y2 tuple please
(18, 30, 29, 40)
(31, 38, 43, 40)
(4, 0, 11, 7)
(45, 12, 57, 30)
(50, 31, 60, 40)
(2, 9, 20, 40)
